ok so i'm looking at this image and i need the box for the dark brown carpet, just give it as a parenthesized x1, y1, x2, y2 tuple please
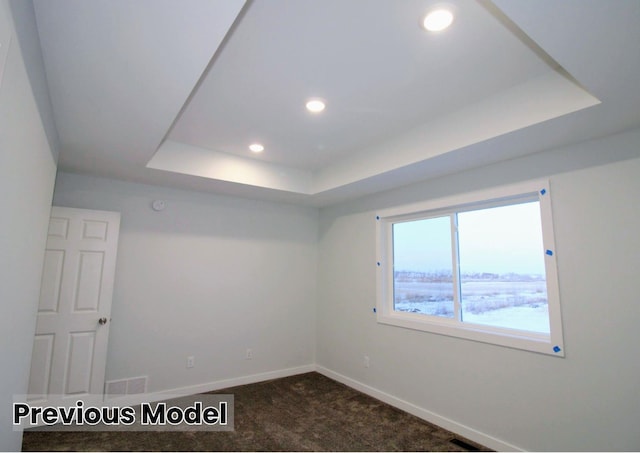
(22, 372, 491, 451)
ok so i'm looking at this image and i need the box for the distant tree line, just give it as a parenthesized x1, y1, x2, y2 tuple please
(394, 270, 544, 282)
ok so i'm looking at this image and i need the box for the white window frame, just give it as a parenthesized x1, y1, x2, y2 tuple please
(375, 179, 564, 356)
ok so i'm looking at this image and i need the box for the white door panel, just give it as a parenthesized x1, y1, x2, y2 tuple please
(28, 207, 120, 408)
(27, 335, 54, 402)
(38, 249, 64, 313)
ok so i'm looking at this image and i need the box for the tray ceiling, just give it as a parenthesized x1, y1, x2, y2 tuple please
(33, 0, 640, 205)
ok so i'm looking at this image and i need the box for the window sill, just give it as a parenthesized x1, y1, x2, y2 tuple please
(377, 311, 564, 357)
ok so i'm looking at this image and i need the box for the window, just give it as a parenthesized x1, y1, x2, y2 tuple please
(376, 180, 564, 356)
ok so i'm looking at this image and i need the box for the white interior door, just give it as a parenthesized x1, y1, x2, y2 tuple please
(27, 207, 120, 407)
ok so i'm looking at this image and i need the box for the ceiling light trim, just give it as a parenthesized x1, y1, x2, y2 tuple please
(422, 8, 454, 32)
(305, 98, 326, 113)
(148, 140, 313, 194)
(249, 143, 264, 153)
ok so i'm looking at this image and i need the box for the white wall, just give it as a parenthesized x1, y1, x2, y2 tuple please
(317, 129, 640, 451)
(53, 172, 318, 395)
(0, 0, 57, 450)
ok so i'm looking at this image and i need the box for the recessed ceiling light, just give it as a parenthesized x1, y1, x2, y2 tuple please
(249, 143, 264, 153)
(306, 99, 326, 113)
(422, 9, 454, 32)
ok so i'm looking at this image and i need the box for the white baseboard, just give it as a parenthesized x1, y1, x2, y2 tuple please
(105, 364, 316, 408)
(315, 365, 522, 452)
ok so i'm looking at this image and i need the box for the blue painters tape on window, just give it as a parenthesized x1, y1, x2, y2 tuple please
(553, 346, 561, 353)
(546, 250, 553, 256)
(540, 188, 547, 195)
(373, 307, 377, 313)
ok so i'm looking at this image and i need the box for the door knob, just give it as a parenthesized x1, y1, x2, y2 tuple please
(98, 317, 108, 325)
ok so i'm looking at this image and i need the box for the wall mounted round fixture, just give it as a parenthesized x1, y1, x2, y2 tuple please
(151, 200, 166, 211)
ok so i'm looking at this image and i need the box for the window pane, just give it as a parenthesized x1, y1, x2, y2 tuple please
(457, 201, 549, 334)
(393, 216, 454, 318)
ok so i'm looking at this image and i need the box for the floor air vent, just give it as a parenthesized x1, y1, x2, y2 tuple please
(105, 376, 147, 399)
(449, 437, 481, 451)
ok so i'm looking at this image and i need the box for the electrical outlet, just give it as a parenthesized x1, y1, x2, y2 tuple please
(186, 356, 195, 368)
(246, 348, 253, 360)
(364, 355, 370, 368)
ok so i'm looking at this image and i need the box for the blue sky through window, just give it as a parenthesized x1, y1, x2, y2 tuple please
(393, 201, 545, 276)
